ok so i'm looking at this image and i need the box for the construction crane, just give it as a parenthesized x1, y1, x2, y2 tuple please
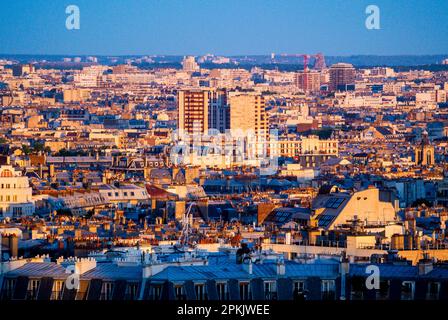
(301, 54, 310, 72)
(178, 202, 196, 247)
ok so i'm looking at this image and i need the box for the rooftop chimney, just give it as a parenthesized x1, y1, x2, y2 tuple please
(276, 257, 285, 276)
(242, 256, 253, 275)
(418, 253, 433, 275)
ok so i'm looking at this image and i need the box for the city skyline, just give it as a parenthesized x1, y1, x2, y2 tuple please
(3, 0, 448, 310)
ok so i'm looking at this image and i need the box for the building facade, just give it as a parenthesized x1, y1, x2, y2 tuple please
(0, 165, 35, 218)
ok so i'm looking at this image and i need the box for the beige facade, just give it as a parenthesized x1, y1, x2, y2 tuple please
(312, 187, 397, 230)
(63, 88, 91, 103)
(270, 136, 338, 160)
(229, 92, 268, 158)
(229, 92, 267, 138)
(0, 165, 35, 218)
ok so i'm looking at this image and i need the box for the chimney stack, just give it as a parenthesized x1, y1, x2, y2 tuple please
(243, 259, 253, 275)
(418, 253, 433, 275)
(276, 257, 285, 276)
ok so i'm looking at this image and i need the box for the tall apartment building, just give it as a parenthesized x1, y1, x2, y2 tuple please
(228, 92, 268, 139)
(208, 89, 229, 133)
(295, 71, 321, 92)
(177, 89, 228, 135)
(329, 63, 356, 91)
(228, 92, 269, 159)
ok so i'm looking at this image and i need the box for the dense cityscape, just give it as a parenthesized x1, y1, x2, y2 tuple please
(0, 52, 448, 303)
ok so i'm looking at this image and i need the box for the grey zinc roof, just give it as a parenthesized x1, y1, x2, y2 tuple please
(150, 265, 250, 281)
(80, 263, 142, 281)
(150, 262, 340, 282)
(349, 264, 418, 279)
(422, 267, 448, 279)
(6, 262, 69, 279)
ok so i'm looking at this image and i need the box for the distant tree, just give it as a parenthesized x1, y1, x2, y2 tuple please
(22, 144, 31, 155)
(32, 142, 45, 153)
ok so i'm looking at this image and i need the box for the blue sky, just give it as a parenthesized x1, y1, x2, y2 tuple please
(0, 0, 447, 55)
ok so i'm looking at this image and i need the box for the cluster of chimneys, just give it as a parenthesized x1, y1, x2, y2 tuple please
(1, 233, 19, 258)
(241, 255, 286, 276)
(58, 256, 97, 274)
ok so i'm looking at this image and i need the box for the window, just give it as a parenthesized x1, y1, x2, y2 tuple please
(175, 285, 185, 301)
(324, 197, 344, 209)
(100, 282, 114, 300)
(293, 281, 306, 300)
(317, 214, 336, 228)
(195, 284, 206, 300)
(130, 192, 135, 196)
(13, 195, 17, 202)
(264, 281, 277, 300)
(75, 281, 89, 300)
(239, 282, 250, 301)
(27, 279, 40, 300)
(401, 281, 415, 300)
(2, 279, 16, 300)
(216, 282, 227, 300)
(13, 207, 22, 217)
(151, 285, 162, 300)
(321, 280, 336, 300)
(51, 280, 64, 300)
(125, 282, 139, 300)
(427, 282, 440, 300)
(293, 281, 305, 293)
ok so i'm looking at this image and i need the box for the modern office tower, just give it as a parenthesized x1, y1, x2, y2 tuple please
(329, 63, 356, 91)
(178, 89, 228, 135)
(295, 71, 321, 92)
(182, 56, 200, 72)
